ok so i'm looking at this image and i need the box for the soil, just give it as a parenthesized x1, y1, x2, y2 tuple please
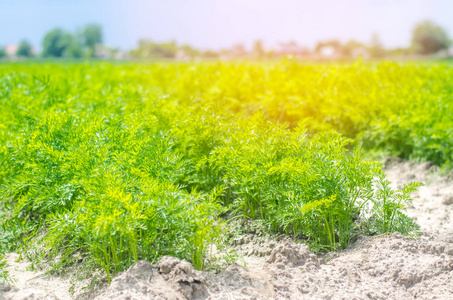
(1, 157, 453, 300)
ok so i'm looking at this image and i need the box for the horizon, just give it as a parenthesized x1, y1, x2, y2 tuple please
(1, 0, 453, 51)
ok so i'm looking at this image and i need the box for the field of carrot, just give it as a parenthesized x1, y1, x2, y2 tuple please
(1, 61, 452, 288)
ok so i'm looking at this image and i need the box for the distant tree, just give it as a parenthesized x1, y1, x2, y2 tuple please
(82, 24, 103, 57)
(42, 28, 73, 57)
(341, 40, 363, 59)
(231, 43, 247, 57)
(179, 44, 199, 58)
(82, 24, 102, 47)
(202, 50, 218, 59)
(64, 37, 83, 58)
(130, 40, 178, 59)
(411, 20, 451, 55)
(387, 47, 411, 56)
(0, 47, 6, 58)
(154, 41, 178, 58)
(253, 40, 264, 57)
(17, 40, 33, 57)
(369, 33, 385, 58)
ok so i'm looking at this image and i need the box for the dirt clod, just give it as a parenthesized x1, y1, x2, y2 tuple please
(266, 238, 319, 269)
(1, 288, 59, 300)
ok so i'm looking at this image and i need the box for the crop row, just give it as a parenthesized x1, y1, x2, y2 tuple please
(0, 62, 427, 281)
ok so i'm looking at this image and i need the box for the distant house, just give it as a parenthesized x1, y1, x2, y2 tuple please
(316, 45, 343, 60)
(113, 50, 129, 61)
(350, 46, 370, 59)
(94, 45, 129, 60)
(94, 44, 111, 59)
(275, 42, 310, 58)
(448, 48, 453, 57)
(314, 40, 343, 60)
(175, 49, 191, 61)
(4, 44, 36, 57)
(319, 46, 336, 57)
(219, 44, 247, 60)
(5, 44, 19, 56)
(230, 44, 247, 58)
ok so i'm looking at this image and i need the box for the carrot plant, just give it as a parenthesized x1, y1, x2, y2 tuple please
(0, 61, 427, 281)
(367, 171, 422, 235)
(0, 255, 12, 284)
(171, 108, 419, 250)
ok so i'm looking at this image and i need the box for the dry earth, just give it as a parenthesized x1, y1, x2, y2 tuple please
(1, 157, 453, 300)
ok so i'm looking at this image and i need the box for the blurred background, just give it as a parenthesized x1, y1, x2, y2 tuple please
(1, 0, 452, 61)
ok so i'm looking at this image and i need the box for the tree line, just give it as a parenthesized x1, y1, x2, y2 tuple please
(130, 21, 451, 60)
(0, 20, 451, 60)
(0, 24, 102, 59)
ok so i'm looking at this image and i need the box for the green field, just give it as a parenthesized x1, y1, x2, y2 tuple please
(2, 61, 451, 282)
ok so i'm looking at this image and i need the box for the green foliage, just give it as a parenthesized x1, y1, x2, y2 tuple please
(82, 24, 103, 50)
(411, 20, 451, 55)
(64, 38, 83, 59)
(16, 40, 33, 57)
(0, 62, 424, 283)
(41, 24, 103, 59)
(369, 33, 385, 58)
(173, 109, 418, 250)
(130, 40, 179, 59)
(367, 171, 422, 235)
(129, 40, 207, 60)
(0, 48, 6, 58)
(42, 28, 74, 58)
(0, 108, 224, 281)
(0, 255, 12, 284)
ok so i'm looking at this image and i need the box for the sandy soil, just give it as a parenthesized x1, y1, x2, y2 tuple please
(1, 157, 453, 300)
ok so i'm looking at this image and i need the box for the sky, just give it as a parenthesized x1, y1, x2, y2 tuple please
(1, 0, 453, 51)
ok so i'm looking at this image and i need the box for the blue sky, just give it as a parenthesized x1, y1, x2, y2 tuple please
(1, 0, 453, 51)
